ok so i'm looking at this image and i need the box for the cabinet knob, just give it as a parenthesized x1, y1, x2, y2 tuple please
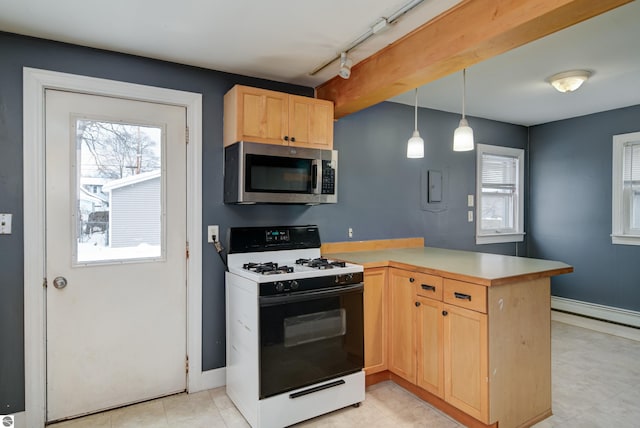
(291, 137, 296, 142)
(283, 136, 289, 141)
(409, 277, 415, 283)
(442, 310, 448, 316)
(415, 301, 421, 307)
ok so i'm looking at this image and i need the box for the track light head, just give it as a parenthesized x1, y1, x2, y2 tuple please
(339, 52, 352, 79)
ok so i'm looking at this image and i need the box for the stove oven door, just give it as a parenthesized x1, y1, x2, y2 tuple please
(258, 283, 364, 399)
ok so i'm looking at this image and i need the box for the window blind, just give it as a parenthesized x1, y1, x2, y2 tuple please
(481, 154, 518, 188)
(623, 142, 640, 182)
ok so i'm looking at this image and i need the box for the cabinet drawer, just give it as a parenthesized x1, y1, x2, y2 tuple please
(443, 279, 486, 313)
(413, 273, 443, 300)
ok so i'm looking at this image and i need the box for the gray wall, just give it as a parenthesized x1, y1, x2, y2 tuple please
(0, 31, 526, 413)
(529, 105, 640, 312)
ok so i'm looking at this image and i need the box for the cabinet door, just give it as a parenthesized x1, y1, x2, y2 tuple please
(416, 296, 444, 397)
(443, 303, 488, 423)
(225, 86, 289, 146)
(363, 268, 387, 374)
(388, 268, 416, 383)
(289, 95, 333, 149)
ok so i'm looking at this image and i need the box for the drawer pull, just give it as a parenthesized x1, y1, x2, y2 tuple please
(454, 292, 472, 301)
(421, 284, 436, 292)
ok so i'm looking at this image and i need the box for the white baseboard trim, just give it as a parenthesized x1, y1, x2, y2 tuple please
(188, 367, 226, 393)
(551, 296, 640, 328)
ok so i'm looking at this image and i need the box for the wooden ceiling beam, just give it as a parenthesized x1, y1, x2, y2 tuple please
(316, 0, 632, 119)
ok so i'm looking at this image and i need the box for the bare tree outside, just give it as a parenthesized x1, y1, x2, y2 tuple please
(77, 120, 161, 179)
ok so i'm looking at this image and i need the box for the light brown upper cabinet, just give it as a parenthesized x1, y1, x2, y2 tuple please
(223, 85, 334, 149)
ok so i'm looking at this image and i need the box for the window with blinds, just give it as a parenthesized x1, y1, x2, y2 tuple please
(476, 144, 525, 244)
(612, 132, 640, 245)
(623, 143, 640, 231)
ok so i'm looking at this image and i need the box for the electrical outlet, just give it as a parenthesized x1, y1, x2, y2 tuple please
(467, 195, 474, 207)
(0, 213, 12, 234)
(208, 225, 219, 243)
(348, 227, 353, 239)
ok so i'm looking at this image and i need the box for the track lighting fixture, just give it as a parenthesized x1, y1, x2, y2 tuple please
(338, 52, 352, 79)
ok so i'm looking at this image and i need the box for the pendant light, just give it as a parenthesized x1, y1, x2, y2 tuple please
(453, 68, 474, 152)
(407, 88, 424, 158)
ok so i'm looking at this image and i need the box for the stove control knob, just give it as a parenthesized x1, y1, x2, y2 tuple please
(275, 282, 285, 292)
(290, 280, 299, 290)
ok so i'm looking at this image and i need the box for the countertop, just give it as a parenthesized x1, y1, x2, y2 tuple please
(324, 247, 573, 286)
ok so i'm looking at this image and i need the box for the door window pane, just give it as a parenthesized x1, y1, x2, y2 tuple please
(75, 119, 163, 263)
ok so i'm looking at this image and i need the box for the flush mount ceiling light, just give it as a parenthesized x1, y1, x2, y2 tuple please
(453, 68, 474, 152)
(547, 70, 592, 93)
(407, 88, 424, 159)
(338, 52, 353, 79)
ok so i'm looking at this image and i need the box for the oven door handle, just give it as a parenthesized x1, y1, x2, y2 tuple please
(259, 283, 363, 306)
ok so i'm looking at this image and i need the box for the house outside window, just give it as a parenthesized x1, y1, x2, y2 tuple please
(612, 131, 640, 245)
(476, 144, 525, 244)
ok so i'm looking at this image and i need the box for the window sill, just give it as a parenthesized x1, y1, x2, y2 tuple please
(476, 232, 525, 245)
(611, 234, 640, 246)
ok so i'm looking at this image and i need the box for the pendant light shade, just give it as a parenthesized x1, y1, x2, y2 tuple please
(453, 118, 474, 151)
(407, 88, 424, 158)
(453, 68, 474, 152)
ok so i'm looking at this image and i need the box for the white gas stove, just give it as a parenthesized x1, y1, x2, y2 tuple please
(225, 225, 365, 428)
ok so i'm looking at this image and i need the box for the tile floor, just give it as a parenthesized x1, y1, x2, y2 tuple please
(50, 320, 640, 428)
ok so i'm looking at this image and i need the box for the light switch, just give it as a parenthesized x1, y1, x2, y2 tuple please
(467, 195, 474, 207)
(468, 210, 474, 222)
(0, 213, 12, 234)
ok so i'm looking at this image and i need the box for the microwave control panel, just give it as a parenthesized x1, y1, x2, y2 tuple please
(321, 160, 336, 195)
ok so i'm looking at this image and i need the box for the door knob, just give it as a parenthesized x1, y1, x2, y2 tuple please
(53, 276, 68, 289)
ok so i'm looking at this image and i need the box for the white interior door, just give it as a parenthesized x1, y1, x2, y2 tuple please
(45, 89, 187, 422)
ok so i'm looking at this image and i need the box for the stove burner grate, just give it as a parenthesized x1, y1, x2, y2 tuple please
(243, 262, 294, 275)
(295, 257, 347, 269)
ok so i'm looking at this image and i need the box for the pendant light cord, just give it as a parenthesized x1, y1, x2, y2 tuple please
(414, 88, 418, 130)
(462, 68, 466, 119)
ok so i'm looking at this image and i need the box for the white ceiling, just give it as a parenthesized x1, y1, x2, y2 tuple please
(1, 0, 639, 126)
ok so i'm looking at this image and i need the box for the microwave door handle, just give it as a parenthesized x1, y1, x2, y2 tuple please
(311, 160, 321, 194)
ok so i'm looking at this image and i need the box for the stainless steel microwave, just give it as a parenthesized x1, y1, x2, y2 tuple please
(224, 141, 338, 204)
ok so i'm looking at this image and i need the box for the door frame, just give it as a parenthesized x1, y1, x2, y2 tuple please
(23, 68, 206, 427)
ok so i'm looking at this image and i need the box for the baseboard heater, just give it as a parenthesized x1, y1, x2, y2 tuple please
(551, 296, 640, 329)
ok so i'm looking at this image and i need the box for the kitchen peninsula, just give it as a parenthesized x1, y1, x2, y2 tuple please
(322, 240, 573, 428)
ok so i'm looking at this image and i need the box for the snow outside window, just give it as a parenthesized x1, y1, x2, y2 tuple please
(476, 144, 525, 245)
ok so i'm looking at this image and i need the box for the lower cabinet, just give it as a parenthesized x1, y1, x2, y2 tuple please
(388, 267, 490, 423)
(363, 268, 388, 374)
(367, 265, 551, 428)
(443, 302, 488, 422)
(416, 295, 443, 397)
(388, 268, 416, 381)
